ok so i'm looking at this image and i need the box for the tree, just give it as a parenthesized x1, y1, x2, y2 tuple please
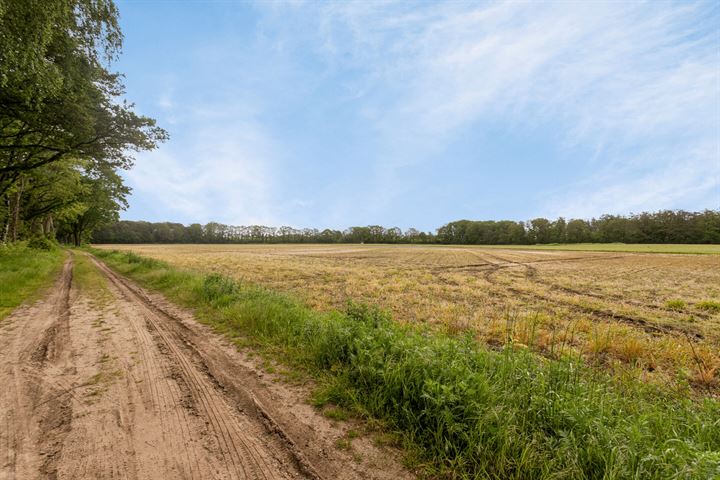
(527, 218, 552, 244)
(4, 160, 85, 241)
(0, 0, 166, 243)
(566, 219, 591, 243)
(58, 166, 129, 246)
(0, 1, 166, 183)
(550, 217, 567, 243)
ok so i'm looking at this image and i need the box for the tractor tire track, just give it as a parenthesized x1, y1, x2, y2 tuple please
(0, 256, 74, 480)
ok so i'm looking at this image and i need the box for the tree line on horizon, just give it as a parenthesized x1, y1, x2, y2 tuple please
(92, 209, 720, 245)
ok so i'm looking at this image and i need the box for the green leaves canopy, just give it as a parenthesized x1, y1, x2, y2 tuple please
(0, 0, 166, 241)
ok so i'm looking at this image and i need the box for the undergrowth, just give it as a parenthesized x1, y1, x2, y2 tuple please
(91, 248, 720, 479)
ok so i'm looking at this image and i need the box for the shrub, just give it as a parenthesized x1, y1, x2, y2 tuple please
(27, 236, 57, 251)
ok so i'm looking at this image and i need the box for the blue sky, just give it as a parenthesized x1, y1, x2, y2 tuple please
(115, 0, 720, 231)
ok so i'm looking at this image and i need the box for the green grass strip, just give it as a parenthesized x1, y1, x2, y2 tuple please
(446, 243, 720, 254)
(91, 248, 720, 479)
(0, 243, 65, 321)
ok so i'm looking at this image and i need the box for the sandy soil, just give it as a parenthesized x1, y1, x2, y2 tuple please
(0, 253, 412, 480)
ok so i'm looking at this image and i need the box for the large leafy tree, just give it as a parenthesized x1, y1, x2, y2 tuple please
(0, 0, 166, 242)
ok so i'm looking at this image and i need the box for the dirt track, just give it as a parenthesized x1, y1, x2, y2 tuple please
(0, 253, 410, 480)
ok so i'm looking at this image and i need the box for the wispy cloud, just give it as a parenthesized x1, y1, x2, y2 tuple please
(127, 119, 278, 225)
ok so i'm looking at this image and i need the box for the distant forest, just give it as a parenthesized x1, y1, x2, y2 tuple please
(93, 209, 719, 245)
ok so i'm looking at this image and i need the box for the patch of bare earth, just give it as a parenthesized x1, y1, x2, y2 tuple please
(0, 253, 412, 480)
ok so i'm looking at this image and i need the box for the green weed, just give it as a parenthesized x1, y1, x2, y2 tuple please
(665, 299, 687, 311)
(202, 273, 239, 303)
(697, 300, 720, 314)
(323, 406, 350, 421)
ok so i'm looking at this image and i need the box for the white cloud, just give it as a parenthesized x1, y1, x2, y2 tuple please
(127, 121, 278, 225)
(543, 141, 720, 219)
(157, 91, 174, 110)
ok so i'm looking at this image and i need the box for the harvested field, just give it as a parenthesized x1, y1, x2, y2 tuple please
(95, 244, 720, 390)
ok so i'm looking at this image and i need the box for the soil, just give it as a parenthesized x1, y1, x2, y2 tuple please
(0, 253, 413, 480)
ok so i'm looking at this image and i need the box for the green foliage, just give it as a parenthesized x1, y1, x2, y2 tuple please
(93, 248, 720, 479)
(120, 251, 166, 268)
(27, 235, 58, 251)
(437, 210, 720, 245)
(0, 0, 165, 244)
(92, 210, 720, 246)
(0, 244, 64, 320)
(201, 273, 239, 303)
(55, 165, 130, 245)
(0, 0, 166, 179)
(696, 300, 720, 314)
(485, 243, 720, 254)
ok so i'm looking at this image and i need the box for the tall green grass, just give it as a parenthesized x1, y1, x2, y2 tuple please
(92, 248, 720, 479)
(0, 242, 65, 320)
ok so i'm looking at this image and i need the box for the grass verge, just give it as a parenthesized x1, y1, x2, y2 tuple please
(90, 248, 720, 479)
(0, 242, 65, 320)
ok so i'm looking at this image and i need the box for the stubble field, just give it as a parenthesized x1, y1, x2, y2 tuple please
(95, 244, 720, 391)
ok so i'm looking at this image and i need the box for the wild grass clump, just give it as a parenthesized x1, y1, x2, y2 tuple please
(91, 248, 720, 479)
(122, 251, 166, 268)
(201, 273, 239, 303)
(665, 299, 687, 311)
(697, 300, 720, 314)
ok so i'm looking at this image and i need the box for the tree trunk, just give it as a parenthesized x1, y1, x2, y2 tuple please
(1, 195, 9, 244)
(43, 215, 55, 237)
(8, 177, 24, 242)
(73, 223, 82, 247)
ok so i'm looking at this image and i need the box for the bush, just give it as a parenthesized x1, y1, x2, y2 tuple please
(27, 236, 57, 251)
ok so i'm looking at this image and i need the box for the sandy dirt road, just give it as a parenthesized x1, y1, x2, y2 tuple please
(0, 253, 410, 480)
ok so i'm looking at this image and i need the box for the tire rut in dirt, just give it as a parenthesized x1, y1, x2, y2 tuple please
(0, 256, 75, 480)
(95, 260, 324, 480)
(92, 257, 304, 480)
